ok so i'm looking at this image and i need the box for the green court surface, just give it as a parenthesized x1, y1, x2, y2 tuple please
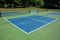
(0, 8, 60, 40)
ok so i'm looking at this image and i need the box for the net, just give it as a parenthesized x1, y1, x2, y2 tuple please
(1, 10, 43, 17)
(1, 10, 29, 17)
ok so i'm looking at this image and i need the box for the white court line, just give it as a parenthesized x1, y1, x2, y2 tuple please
(2, 17, 57, 34)
(26, 18, 57, 34)
(26, 17, 48, 23)
(2, 17, 29, 34)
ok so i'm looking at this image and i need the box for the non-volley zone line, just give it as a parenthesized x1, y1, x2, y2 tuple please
(5, 15, 56, 34)
(26, 17, 48, 23)
(25, 15, 56, 24)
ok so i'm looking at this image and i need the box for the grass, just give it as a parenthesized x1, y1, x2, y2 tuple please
(0, 8, 60, 12)
(0, 8, 60, 40)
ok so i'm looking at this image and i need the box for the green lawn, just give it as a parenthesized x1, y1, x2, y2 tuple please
(0, 8, 60, 40)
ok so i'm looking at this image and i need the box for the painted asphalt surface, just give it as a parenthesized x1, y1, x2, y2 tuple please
(8, 15, 56, 34)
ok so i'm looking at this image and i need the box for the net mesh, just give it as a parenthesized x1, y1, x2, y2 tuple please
(1, 10, 43, 17)
(1, 10, 29, 17)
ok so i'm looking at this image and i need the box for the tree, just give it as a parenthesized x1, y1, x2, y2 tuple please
(43, 0, 60, 8)
(14, 0, 22, 5)
(0, 0, 6, 7)
(13, 0, 22, 7)
(0, 0, 6, 4)
(0, 0, 59, 8)
(35, 0, 44, 7)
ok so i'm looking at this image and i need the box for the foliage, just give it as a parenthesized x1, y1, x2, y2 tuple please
(0, 0, 60, 8)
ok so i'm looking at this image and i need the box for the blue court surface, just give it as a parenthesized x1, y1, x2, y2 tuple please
(1, 12, 21, 16)
(8, 15, 56, 34)
(48, 12, 60, 16)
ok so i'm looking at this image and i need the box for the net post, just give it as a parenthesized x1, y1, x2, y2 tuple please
(29, 9, 31, 14)
(37, 9, 38, 13)
(0, 12, 1, 17)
